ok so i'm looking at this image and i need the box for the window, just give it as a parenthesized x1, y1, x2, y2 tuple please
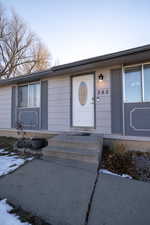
(18, 83, 40, 107)
(124, 64, 150, 103)
(28, 84, 40, 107)
(18, 85, 28, 107)
(124, 67, 142, 102)
(78, 81, 88, 106)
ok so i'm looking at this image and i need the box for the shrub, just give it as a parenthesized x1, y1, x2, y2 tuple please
(102, 144, 137, 177)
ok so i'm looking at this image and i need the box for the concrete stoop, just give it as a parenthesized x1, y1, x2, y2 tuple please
(42, 133, 103, 165)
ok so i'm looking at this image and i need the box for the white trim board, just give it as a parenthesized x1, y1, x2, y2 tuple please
(104, 134, 150, 142)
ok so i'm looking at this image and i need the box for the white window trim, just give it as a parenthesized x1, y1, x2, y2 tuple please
(18, 81, 41, 108)
(123, 62, 150, 103)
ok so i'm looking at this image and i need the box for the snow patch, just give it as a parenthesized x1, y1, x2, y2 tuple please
(0, 149, 9, 154)
(0, 149, 33, 177)
(0, 199, 31, 225)
(26, 157, 33, 161)
(99, 169, 132, 179)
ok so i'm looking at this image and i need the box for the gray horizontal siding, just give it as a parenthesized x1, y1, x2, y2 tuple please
(0, 86, 12, 128)
(47, 68, 112, 134)
(0, 69, 112, 134)
(95, 68, 111, 134)
(97, 104, 111, 111)
(48, 76, 71, 132)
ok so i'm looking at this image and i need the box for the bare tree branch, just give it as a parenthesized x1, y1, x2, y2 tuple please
(0, 4, 51, 79)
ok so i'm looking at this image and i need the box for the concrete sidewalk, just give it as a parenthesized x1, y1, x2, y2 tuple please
(0, 158, 97, 225)
(88, 173, 150, 225)
(0, 158, 150, 225)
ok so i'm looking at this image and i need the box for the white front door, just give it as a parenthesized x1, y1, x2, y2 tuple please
(72, 74, 95, 127)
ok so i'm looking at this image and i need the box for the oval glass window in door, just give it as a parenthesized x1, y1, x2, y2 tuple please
(78, 81, 88, 105)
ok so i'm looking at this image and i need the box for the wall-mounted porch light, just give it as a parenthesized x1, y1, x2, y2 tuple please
(98, 73, 104, 82)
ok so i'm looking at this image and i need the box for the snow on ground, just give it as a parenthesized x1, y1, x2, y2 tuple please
(0, 199, 31, 225)
(0, 149, 9, 154)
(99, 169, 132, 179)
(0, 149, 33, 177)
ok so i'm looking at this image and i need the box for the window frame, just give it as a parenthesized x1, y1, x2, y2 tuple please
(123, 62, 150, 103)
(18, 81, 41, 108)
(142, 64, 150, 102)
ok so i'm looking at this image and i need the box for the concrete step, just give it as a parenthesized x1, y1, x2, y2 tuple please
(43, 145, 99, 155)
(47, 140, 100, 150)
(43, 146, 100, 164)
(42, 134, 103, 164)
(48, 134, 102, 151)
(49, 134, 101, 143)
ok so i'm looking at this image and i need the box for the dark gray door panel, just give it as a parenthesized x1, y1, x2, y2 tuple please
(11, 86, 17, 128)
(17, 108, 40, 130)
(111, 69, 123, 134)
(41, 80, 48, 129)
(125, 103, 150, 136)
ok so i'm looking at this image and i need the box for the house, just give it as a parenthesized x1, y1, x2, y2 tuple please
(0, 44, 150, 150)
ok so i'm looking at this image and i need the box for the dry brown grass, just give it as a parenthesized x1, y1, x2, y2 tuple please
(0, 136, 17, 151)
(102, 144, 139, 179)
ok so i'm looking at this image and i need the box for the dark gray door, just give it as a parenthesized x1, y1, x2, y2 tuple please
(41, 80, 48, 129)
(17, 108, 40, 130)
(11, 86, 17, 128)
(111, 69, 123, 134)
(125, 102, 150, 136)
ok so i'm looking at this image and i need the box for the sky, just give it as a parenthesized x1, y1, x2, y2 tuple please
(1, 0, 150, 65)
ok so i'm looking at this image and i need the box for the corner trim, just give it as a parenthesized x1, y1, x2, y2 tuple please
(104, 134, 150, 141)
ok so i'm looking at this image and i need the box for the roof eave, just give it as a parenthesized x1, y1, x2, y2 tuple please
(1, 44, 150, 87)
